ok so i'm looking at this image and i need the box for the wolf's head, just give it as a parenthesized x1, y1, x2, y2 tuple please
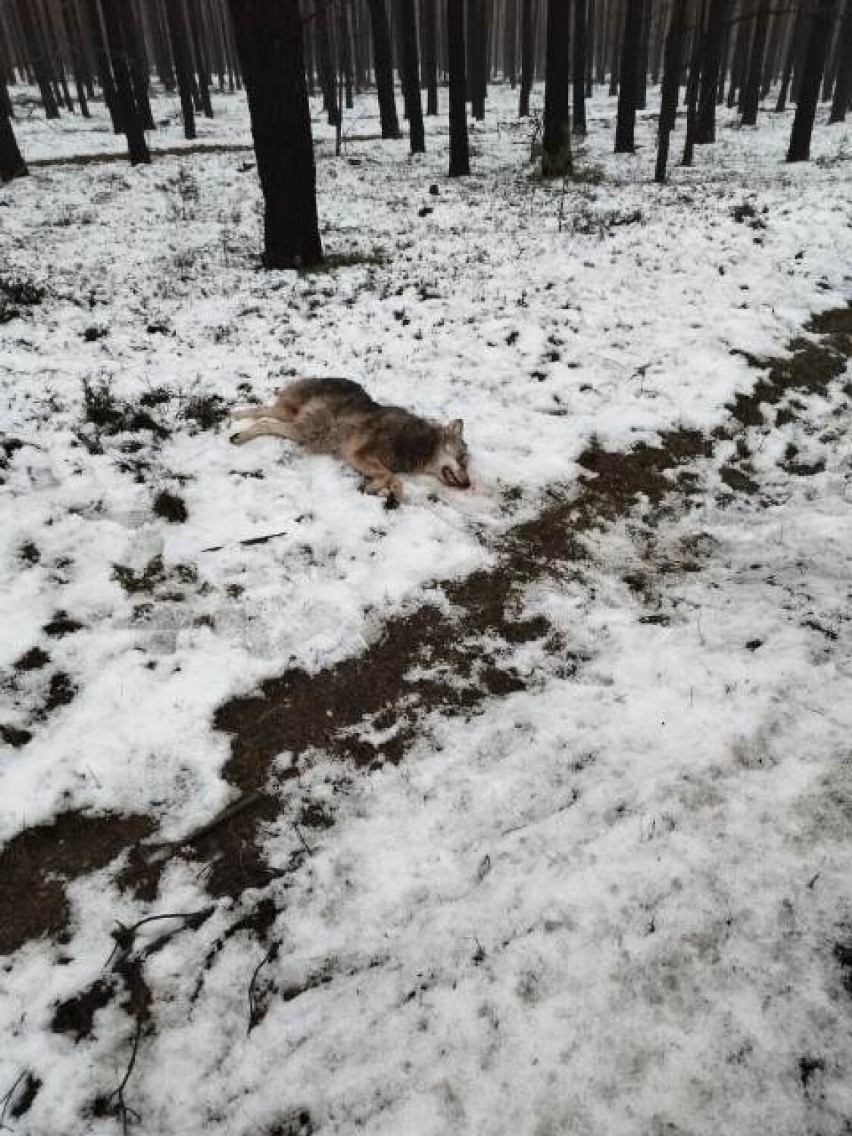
(432, 419, 471, 489)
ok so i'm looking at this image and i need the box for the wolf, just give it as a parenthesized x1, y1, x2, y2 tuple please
(230, 377, 471, 505)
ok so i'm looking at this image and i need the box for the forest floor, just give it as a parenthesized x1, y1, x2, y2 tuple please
(2, 83, 852, 1136)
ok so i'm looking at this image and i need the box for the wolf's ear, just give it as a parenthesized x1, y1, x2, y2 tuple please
(447, 418, 464, 438)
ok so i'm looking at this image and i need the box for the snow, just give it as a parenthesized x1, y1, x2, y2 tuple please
(2, 80, 852, 1135)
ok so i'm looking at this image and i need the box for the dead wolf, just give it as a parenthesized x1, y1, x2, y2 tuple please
(230, 378, 471, 504)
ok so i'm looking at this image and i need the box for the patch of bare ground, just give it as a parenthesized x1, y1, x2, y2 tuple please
(0, 812, 154, 955)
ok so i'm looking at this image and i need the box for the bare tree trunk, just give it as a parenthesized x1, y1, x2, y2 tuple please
(398, 0, 425, 150)
(542, 0, 572, 174)
(636, 0, 651, 108)
(366, 0, 401, 136)
(656, 0, 687, 181)
(0, 95, 28, 181)
(696, 0, 730, 141)
(518, 0, 535, 114)
(82, 0, 121, 130)
(505, 0, 518, 84)
(829, 0, 852, 121)
(741, 0, 770, 124)
(422, 0, 438, 112)
(188, 0, 214, 117)
(15, 0, 60, 117)
(727, 0, 751, 107)
(775, 5, 802, 110)
(788, 0, 837, 159)
(573, 0, 587, 132)
(608, 0, 620, 93)
(99, 0, 151, 163)
(226, 0, 323, 267)
(165, 0, 196, 138)
(60, 0, 93, 116)
(315, 0, 340, 125)
(468, 0, 486, 118)
(125, 0, 156, 130)
(448, 0, 470, 172)
(615, 0, 643, 151)
(682, 0, 708, 164)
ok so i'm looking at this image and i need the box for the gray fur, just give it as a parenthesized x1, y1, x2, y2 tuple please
(231, 377, 470, 501)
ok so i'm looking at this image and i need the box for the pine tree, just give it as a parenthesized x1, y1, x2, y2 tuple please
(542, 0, 572, 175)
(788, 0, 837, 160)
(226, 0, 323, 267)
(447, 0, 470, 174)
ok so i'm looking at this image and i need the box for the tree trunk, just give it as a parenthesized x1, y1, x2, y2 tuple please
(366, 0, 401, 136)
(542, 0, 572, 174)
(573, 0, 587, 133)
(422, 0, 438, 113)
(636, 0, 651, 108)
(787, 0, 837, 159)
(165, 0, 196, 138)
(125, 0, 156, 130)
(614, 0, 643, 151)
(682, 0, 708, 164)
(519, 0, 535, 114)
(505, 0, 518, 84)
(188, 0, 214, 117)
(468, 0, 486, 118)
(337, 0, 354, 110)
(99, 0, 151, 163)
(448, 0, 470, 173)
(829, 0, 852, 121)
(15, 0, 60, 118)
(608, 0, 620, 94)
(760, 11, 785, 96)
(775, 6, 802, 110)
(82, 0, 121, 131)
(741, 0, 770, 124)
(655, 0, 687, 181)
(226, 0, 323, 267)
(62, 0, 93, 117)
(727, 2, 751, 107)
(398, 0, 425, 150)
(0, 97, 28, 181)
(315, 0, 340, 125)
(695, 0, 730, 142)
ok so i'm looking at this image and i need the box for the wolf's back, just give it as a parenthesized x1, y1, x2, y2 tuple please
(278, 377, 374, 408)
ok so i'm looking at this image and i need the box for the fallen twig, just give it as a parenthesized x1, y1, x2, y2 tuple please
(201, 530, 290, 553)
(248, 942, 280, 1034)
(106, 969, 144, 1136)
(135, 791, 269, 872)
(105, 909, 215, 970)
(0, 1071, 27, 1131)
(294, 825, 314, 855)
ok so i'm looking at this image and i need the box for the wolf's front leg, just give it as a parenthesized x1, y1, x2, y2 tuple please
(344, 444, 404, 504)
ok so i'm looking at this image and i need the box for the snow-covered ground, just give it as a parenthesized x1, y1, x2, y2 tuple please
(1, 81, 852, 1135)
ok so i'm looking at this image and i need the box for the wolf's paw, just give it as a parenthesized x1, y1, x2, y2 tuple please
(384, 492, 400, 511)
(229, 432, 243, 445)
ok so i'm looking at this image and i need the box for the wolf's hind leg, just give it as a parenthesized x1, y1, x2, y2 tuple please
(230, 418, 297, 446)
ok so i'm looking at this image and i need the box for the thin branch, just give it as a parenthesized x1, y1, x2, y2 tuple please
(107, 976, 144, 1136)
(0, 1072, 27, 1131)
(247, 941, 280, 1033)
